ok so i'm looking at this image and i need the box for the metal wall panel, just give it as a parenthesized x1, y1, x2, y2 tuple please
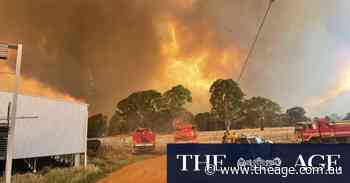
(0, 91, 88, 159)
(0, 44, 8, 59)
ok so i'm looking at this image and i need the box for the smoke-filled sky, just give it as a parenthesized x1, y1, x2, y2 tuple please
(0, 0, 350, 117)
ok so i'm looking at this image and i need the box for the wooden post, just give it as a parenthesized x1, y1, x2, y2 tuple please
(74, 154, 80, 167)
(5, 44, 22, 183)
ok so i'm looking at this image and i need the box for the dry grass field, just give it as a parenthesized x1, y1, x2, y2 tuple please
(99, 127, 298, 183)
(102, 126, 298, 153)
(4, 127, 297, 183)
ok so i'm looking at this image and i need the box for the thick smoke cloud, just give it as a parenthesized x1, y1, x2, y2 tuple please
(0, 0, 83, 96)
(0, 0, 266, 115)
(0, 0, 164, 114)
(79, 0, 263, 114)
(1, 0, 347, 117)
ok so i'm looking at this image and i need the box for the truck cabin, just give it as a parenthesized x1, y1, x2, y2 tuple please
(316, 118, 335, 128)
(295, 121, 314, 132)
(132, 128, 155, 144)
(295, 118, 335, 132)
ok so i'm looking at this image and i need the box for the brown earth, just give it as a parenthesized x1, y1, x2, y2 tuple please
(98, 156, 167, 183)
(97, 127, 297, 183)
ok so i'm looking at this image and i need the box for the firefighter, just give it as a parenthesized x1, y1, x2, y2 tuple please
(222, 130, 237, 143)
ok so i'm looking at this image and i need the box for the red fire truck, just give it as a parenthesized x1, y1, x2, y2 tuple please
(174, 120, 197, 143)
(295, 118, 350, 143)
(132, 128, 156, 153)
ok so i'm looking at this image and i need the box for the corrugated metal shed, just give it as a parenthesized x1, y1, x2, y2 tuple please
(0, 44, 8, 59)
(0, 91, 88, 159)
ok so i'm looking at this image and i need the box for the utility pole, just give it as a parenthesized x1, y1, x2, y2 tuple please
(0, 42, 23, 183)
(237, 0, 275, 82)
(223, 0, 275, 132)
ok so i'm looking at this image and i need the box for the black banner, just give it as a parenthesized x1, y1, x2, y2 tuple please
(168, 144, 349, 183)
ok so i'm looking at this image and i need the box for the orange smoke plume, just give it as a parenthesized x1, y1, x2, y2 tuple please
(153, 15, 241, 112)
(0, 64, 82, 103)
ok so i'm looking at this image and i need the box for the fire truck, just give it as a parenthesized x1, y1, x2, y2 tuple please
(132, 128, 156, 153)
(295, 118, 350, 143)
(174, 120, 197, 143)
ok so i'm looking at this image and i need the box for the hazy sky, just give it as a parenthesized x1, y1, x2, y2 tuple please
(0, 0, 349, 117)
(241, 0, 350, 117)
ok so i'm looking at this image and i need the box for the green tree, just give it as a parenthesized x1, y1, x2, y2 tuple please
(117, 90, 162, 127)
(109, 111, 127, 135)
(242, 97, 281, 130)
(110, 85, 193, 133)
(148, 110, 173, 132)
(277, 113, 291, 126)
(195, 112, 211, 131)
(209, 79, 244, 130)
(286, 107, 307, 123)
(152, 85, 193, 131)
(88, 114, 108, 138)
(161, 85, 192, 110)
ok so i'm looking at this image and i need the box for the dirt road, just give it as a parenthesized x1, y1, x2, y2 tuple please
(97, 127, 296, 183)
(98, 156, 167, 183)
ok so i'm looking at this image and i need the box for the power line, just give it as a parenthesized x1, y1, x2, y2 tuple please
(237, 0, 275, 83)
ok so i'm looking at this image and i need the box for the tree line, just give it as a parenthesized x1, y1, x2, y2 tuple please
(88, 79, 310, 138)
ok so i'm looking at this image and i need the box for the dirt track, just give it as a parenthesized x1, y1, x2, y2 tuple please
(97, 127, 296, 183)
(98, 156, 167, 183)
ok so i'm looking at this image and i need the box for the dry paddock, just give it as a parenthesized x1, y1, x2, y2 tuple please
(101, 127, 298, 152)
(98, 127, 298, 183)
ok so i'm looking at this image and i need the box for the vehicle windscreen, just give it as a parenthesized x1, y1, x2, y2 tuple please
(255, 137, 264, 144)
